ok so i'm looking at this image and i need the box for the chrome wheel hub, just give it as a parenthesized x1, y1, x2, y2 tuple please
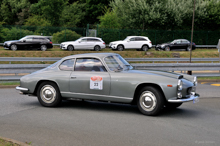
(140, 91, 157, 111)
(40, 85, 56, 103)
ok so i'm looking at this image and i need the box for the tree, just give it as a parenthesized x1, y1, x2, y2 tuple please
(30, 0, 68, 26)
(60, 2, 86, 27)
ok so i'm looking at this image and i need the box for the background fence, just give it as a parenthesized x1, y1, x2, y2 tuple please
(1, 25, 220, 45)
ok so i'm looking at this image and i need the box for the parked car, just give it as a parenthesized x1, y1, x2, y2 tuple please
(16, 53, 199, 116)
(109, 36, 152, 51)
(155, 39, 196, 51)
(3, 35, 53, 51)
(60, 37, 106, 51)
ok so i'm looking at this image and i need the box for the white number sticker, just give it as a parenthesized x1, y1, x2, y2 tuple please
(90, 76, 103, 90)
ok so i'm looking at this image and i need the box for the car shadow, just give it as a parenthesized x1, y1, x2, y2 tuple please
(59, 100, 200, 117)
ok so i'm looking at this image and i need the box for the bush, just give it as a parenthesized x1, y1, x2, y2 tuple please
(1, 27, 35, 42)
(52, 29, 81, 43)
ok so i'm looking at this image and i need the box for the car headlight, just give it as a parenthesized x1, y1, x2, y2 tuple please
(177, 80, 183, 90)
(193, 76, 197, 86)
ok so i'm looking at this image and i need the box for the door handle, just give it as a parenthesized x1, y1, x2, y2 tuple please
(71, 76, 76, 79)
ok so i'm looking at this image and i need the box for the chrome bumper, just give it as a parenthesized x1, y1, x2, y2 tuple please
(168, 94, 199, 103)
(16, 86, 29, 92)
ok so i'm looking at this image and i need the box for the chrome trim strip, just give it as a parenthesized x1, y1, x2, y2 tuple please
(16, 86, 29, 92)
(61, 92, 131, 100)
(168, 94, 199, 103)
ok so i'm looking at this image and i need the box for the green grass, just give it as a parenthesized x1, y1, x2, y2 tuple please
(198, 76, 220, 80)
(0, 138, 19, 146)
(0, 82, 20, 86)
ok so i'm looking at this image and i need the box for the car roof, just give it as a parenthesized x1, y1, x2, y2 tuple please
(173, 39, 189, 41)
(25, 35, 51, 38)
(80, 37, 102, 39)
(127, 36, 148, 38)
(62, 53, 118, 60)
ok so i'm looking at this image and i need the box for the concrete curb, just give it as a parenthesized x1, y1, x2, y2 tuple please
(0, 136, 30, 146)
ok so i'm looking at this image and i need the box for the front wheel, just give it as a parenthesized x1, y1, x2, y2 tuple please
(137, 86, 165, 116)
(37, 82, 62, 107)
(11, 44, 17, 51)
(67, 45, 74, 51)
(117, 45, 124, 51)
(165, 46, 170, 51)
(41, 45, 47, 51)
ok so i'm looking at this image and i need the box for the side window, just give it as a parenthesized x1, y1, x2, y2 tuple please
(81, 39, 87, 42)
(59, 59, 75, 71)
(135, 37, 146, 41)
(176, 40, 181, 44)
(74, 58, 106, 72)
(129, 38, 135, 41)
(25, 37, 33, 42)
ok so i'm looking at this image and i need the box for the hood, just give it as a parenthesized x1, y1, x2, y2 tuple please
(4, 40, 20, 43)
(110, 40, 123, 44)
(123, 69, 183, 79)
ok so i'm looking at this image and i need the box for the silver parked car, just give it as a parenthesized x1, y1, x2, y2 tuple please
(60, 37, 106, 51)
(16, 53, 199, 116)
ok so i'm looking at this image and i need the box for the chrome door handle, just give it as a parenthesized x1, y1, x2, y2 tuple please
(71, 76, 76, 79)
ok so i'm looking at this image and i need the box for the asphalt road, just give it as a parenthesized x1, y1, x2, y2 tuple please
(0, 84, 219, 146)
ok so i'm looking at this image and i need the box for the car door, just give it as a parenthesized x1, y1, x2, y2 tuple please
(18, 37, 33, 49)
(32, 37, 42, 48)
(172, 40, 182, 49)
(125, 37, 136, 49)
(86, 38, 96, 49)
(77, 38, 89, 49)
(181, 40, 190, 49)
(69, 58, 111, 100)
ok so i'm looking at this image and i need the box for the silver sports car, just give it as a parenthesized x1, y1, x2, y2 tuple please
(16, 53, 199, 116)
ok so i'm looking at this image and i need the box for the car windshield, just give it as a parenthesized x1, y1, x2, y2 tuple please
(46, 60, 62, 69)
(19, 36, 28, 41)
(104, 55, 133, 71)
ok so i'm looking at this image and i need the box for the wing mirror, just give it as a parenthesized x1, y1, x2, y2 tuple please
(78, 41, 81, 43)
(127, 40, 130, 42)
(22, 40, 26, 42)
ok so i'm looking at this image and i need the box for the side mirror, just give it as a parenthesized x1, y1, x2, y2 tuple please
(78, 41, 81, 43)
(22, 40, 26, 42)
(127, 40, 130, 42)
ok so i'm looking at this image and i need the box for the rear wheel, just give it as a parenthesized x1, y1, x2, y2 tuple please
(137, 86, 165, 116)
(67, 45, 74, 51)
(141, 45, 149, 51)
(37, 82, 62, 107)
(186, 46, 191, 51)
(11, 44, 17, 51)
(41, 45, 47, 51)
(94, 45, 101, 51)
(117, 45, 124, 51)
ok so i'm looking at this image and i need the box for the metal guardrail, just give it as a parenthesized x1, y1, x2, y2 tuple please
(0, 63, 220, 81)
(0, 57, 220, 63)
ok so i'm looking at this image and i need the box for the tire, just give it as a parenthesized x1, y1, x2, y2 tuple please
(37, 82, 62, 107)
(186, 46, 191, 51)
(40, 45, 47, 51)
(165, 46, 170, 51)
(117, 45, 124, 51)
(137, 86, 165, 116)
(165, 102, 182, 109)
(94, 45, 101, 51)
(10, 44, 17, 51)
(67, 45, 74, 51)
(141, 45, 149, 51)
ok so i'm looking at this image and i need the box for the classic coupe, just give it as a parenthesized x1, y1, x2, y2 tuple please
(16, 53, 199, 116)
(155, 39, 196, 51)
